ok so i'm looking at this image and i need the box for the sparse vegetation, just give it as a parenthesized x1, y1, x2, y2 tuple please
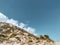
(39, 35, 54, 42)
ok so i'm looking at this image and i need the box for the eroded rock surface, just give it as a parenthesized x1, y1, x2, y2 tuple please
(0, 22, 55, 45)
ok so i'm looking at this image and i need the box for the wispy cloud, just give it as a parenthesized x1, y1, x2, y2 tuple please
(0, 12, 37, 35)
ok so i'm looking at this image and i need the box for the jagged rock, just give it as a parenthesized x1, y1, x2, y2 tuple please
(0, 22, 55, 45)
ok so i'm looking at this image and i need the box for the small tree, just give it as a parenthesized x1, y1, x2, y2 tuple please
(39, 35, 45, 39)
(44, 35, 49, 39)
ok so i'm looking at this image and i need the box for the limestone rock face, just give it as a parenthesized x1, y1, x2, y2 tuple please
(0, 22, 54, 45)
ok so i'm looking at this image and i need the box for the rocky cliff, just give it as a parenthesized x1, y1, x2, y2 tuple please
(0, 22, 55, 45)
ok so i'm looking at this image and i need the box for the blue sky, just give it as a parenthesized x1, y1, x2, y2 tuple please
(0, 0, 60, 41)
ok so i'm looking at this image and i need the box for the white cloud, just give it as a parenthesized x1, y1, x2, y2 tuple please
(19, 23, 26, 29)
(6, 19, 19, 26)
(0, 13, 8, 22)
(0, 12, 37, 35)
(23, 27, 35, 34)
